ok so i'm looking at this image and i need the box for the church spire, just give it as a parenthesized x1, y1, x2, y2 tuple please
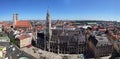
(46, 9, 50, 22)
(46, 9, 51, 28)
(47, 9, 50, 16)
(46, 9, 52, 51)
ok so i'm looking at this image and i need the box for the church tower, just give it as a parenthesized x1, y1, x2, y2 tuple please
(13, 13, 18, 28)
(46, 10, 52, 51)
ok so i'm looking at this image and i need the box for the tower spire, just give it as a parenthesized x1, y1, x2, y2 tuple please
(46, 9, 52, 51)
(46, 9, 50, 20)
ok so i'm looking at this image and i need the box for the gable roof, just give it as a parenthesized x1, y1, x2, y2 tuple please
(15, 20, 32, 28)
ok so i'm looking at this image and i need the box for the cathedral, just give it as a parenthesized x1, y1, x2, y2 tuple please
(13, 13, 32, 31)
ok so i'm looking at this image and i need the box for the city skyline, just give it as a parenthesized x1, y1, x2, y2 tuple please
(0, 0, 119, 21)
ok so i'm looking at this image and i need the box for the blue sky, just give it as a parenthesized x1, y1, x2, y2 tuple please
(0, 0, 119, 21)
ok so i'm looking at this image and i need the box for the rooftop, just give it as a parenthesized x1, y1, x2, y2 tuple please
(17, 34, 31, 40)
(15, 20, 32, 28)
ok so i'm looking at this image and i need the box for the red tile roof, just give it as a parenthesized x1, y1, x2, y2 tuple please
(17, 34, 31, 40)
(0, 22, 6, 27)
(15, 20, 32, 28)
(0, 22, 12, 28)
(0, 22, 5, 24)
(4, 24, 12, 27)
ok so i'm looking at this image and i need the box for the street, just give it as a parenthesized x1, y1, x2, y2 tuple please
(6, 44, 37, 59)
(0, 41, 37, 59)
